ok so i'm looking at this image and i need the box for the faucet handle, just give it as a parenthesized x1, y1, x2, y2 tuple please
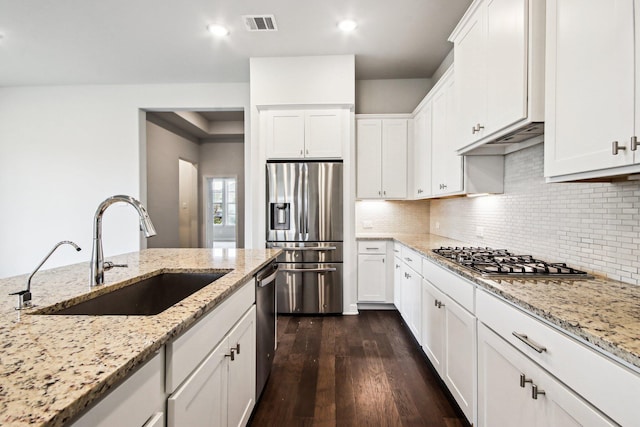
(103, 261, 128, 271)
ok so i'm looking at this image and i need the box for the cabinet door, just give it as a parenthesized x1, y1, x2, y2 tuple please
(485, 0, 528, 134)
(432, 74, 463, 196)
(168, 339, 229, 427)
(227, 307, 256, 427)
(478, 324, 538, 427)
(421, 279, 445, 375)
(393, 256, 402, 310)
(545, 0, 635, 177)
(478, 324, 615, 427)
(413, 105, 432, 198)
(356, 119, 383, 198)
(381, 119, 408, 198)
(358, 254, 387, 302)
(443, 294, 476, 424)
(305, 110, 343, 158)
(401, 264, 421, 343)
(265, 110, 305, 159)
(454, 7, 487, 148)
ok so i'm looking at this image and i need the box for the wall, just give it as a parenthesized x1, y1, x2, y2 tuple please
(430, 144, 640, 285)
(146, 121, 200, 249)
(356, 200, 431, 234)
(199, 141, 245, 247)
(249, 55, 357, 314)
(0, 83, 249, 278)
(355, 79, 432, 114)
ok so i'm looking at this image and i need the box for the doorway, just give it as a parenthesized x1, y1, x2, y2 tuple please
(144, 109, 245, 249)
(205, 176, 237, 248)
(178, 159, 198, 247)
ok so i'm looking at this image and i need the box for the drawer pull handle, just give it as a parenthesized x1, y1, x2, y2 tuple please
(365, 247, 379, 250)
(395, 264, 400, 269)
(512, 332, 547, 353)
(519, 374, 533, 388)
(405, 257, 413, 262)
(531, 384, 546, 400)
(226, 348, 236, 361)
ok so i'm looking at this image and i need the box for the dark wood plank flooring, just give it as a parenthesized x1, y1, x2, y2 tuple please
(249, 310, 469, 427)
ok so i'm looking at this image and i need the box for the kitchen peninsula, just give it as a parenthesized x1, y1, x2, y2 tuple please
(0, 248, 280, 427)
(358, 233, 640, 426)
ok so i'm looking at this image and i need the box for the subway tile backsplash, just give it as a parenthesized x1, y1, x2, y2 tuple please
(430, 143, 640, 285)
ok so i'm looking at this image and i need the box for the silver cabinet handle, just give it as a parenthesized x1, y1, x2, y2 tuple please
(612, 140, 627, 155)
(436, 301, 445, 309)
(393, 249, 400, 253)
(404, 257, 413, 262)
(365, 247, 379, 250)
(531, 384, 545, 400)
(631, 136, 638, 151)
(520, 374, 533, 388)
(234, 343, 240, 354)
(225, 348, 236, 361)
(306, 148, 309, 155)
(300, 149, 303, 155)
(383, 191, 387, 196)
(280, 267, 337, 273)
(471, 125, 477, 134)
(395, 264, 400, 269)
(512, 332, 547, 353)
(378, 190, 382, 196)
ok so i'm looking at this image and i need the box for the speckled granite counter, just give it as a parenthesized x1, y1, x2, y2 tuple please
(358, 233, 640, 371)
(0, 248, 280, 427)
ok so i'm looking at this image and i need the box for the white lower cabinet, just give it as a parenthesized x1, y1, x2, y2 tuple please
(71, 351, 166, 427)
(421, 278, 476, 424)
(478, 323, 615, 427)
(168, 306, 256, 427)
(400, 262, 422, 342)
(357, 241, 390, 303)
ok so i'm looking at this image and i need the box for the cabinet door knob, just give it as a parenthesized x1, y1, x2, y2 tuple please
(531, 384, 545, 400)
(383, 191, 387, 196)
(612, 141, 627, 155)
(519, 374, 533, 388)
(631, 136, 638, 151)
(225, 348, 236, 361)
(378, 190, 382, 196)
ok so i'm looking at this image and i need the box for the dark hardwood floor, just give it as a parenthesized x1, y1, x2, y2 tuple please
(249, 310, 469, 427)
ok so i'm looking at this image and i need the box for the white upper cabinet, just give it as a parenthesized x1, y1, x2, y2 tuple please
(356, 117, 408, 199)
(412, 103, 433, 198)
(431, 70, 463, 196)
(450, 0, 545, 154)
(265, 109, 345, 159)
(544, 0, 640, 181)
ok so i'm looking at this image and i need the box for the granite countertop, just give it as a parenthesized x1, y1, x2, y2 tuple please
(0, 248, 280, 427)
(357, 233, 640, 371)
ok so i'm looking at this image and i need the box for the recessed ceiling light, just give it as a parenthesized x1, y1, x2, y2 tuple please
(338, 19, 358, 32)
(207, 24, 229, 37)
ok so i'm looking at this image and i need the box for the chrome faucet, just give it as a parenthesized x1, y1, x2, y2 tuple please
(91, 195, 156, 286)
(10, 240, 82, 309)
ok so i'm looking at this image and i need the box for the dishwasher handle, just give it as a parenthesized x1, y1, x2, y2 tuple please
(256, 262, 278, 287)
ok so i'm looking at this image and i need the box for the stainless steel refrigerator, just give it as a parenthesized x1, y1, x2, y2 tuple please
(266, 161, 343, 314)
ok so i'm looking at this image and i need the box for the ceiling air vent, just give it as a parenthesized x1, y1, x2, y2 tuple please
(243, 15, 278, 31)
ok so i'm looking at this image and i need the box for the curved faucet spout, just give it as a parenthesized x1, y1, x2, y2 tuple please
(91, 195, 156, 286)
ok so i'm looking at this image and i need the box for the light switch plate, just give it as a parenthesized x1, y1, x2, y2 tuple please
(362, 220, 373, 229)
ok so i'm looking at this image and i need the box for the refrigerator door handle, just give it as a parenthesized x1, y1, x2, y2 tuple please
(304, 163, 310, 236)
(283, 246, 337, 252)
(279, 267, 337, 273)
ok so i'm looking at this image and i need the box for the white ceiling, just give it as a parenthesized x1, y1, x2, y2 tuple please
(0, 0, 471, 86)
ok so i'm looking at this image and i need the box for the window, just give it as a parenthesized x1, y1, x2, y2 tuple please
(209, 178, 236, 226)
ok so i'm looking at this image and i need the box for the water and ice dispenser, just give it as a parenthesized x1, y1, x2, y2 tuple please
(270, 203, 290, 230)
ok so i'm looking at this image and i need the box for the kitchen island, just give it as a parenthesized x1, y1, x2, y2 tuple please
(0, 248, 280, 427)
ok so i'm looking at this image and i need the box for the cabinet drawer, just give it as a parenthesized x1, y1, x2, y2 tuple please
(477, 289, 640, 427)
(165, 279, 255, 393)
(358, 240, 387, 254)
(401, 246, 422, 275)
(392, 242, 402, 256)
(422, 258, 474, 313)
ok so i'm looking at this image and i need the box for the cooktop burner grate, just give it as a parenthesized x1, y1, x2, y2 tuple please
(432, 247, 592, 278)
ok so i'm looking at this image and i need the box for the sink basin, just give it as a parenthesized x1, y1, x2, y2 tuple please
(37, 272, 230, 316)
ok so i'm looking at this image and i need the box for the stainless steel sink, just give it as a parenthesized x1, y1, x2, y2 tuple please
(35, 271, 230, 316)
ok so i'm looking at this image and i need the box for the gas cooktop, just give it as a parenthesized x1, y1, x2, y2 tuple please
(432, 247, 592, 279)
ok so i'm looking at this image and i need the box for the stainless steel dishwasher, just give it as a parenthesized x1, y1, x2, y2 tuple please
(255, 261, 278, 398)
